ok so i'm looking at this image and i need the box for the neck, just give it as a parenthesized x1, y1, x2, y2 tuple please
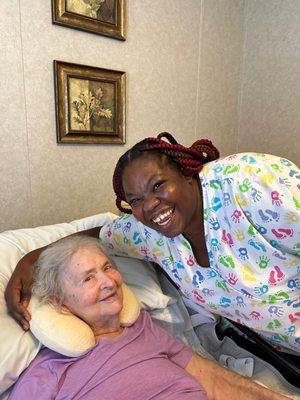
(182, 177, 204, 239)
(94, 326, 125, 340)
(183, 178, 210, 267)
(91, 315, 124, 340)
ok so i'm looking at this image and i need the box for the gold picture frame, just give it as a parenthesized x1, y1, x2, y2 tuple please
(52, 0, 125, 41)
(54, 60, 126, 144)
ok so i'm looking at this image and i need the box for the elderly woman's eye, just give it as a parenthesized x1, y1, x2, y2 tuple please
(84, 275, 93, 282)
(104, 264, 112, 271)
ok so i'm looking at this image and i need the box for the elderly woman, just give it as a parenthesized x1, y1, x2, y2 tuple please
(8, 236, 289, 400)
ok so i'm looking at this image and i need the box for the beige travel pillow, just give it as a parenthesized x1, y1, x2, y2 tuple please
(29, 283, 140, 357)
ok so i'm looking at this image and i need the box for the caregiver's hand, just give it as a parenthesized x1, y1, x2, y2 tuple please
(5, 248, 43, 330)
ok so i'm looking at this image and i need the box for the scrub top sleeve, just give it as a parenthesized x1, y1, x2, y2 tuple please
(99, 215, 148, 258)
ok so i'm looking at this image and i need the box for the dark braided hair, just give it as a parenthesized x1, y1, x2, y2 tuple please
(113, 132, 220, 213)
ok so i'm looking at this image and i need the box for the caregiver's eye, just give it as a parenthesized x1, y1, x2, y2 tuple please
(129, 197, 139, 206)
(153, 181, 164, 191)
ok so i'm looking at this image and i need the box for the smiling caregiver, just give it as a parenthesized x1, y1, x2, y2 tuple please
(6, 132, 300, 356)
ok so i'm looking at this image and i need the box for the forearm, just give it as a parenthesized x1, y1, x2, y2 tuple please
(185, 354, 291, 400)
(81, 226, 101, 238)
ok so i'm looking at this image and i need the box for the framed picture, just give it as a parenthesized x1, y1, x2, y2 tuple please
(54, 60, 126, 144)
(52, 0, 125, 41)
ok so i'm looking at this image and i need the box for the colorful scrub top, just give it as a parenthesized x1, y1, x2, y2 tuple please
(100, 153, 300, 353)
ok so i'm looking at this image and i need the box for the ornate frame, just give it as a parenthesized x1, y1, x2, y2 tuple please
(52, 0, 125, 41)
(54, 60, 126, 144)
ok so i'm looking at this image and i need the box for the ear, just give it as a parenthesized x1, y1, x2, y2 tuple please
(60, 304, 72, 314)
(49, 295, 59, 305)
(49, 295, 71, 314)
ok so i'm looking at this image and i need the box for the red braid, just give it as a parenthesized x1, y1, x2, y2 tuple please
(112, 132, 220, 214)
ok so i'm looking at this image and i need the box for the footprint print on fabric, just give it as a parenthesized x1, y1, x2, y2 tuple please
(221, 230, 234, 246)
(192, 289, 205, 303)
(258, 209, 280, 222)
(218, 255, 235, 269)
(242, 265, 257, 282)
(271, 228, 294, 239)
(268, 266, 285, 286)
(260, 173, 274, 187)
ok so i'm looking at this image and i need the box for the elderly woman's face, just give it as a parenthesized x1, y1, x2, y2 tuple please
(61, 246, 123, 327)
(122, 154, 201, 238)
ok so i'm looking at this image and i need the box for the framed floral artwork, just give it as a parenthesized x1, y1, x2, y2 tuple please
(52, 0, 125, 41)
(54, 60, 126, 144)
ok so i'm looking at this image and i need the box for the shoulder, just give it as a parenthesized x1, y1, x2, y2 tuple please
(132, 311, 163, 333)
(134, 310, 152, 327)
(200, 152, 297, 181)
(9, 347, 64, 397)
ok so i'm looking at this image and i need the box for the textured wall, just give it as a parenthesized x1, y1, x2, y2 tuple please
(237, 0, 300, 163)
(0, 0, 202, 231)
(196, 0, 245, 155)
(0, 1, 32, 230)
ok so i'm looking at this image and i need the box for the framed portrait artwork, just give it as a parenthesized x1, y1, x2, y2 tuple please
(52, 0, 125, 41)
(54, 60, 126, 144)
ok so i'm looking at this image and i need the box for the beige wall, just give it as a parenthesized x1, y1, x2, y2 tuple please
(196, 0, 244, 155)
(237, 0, 300, 163)
(0, 0, 299, 232)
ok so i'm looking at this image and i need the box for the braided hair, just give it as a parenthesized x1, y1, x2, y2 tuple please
(113, 132, 220, 213)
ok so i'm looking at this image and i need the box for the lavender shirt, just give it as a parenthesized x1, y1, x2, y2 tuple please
(9, 312, 207, 400)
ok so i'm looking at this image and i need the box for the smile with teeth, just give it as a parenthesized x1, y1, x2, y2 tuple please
(152, 208, 174, 226)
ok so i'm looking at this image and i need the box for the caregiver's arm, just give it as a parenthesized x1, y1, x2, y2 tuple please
(5, 227, 101, 330)
(186, 354, 291, 400)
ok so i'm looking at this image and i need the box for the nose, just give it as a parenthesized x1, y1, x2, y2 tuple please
(97, 272, 115, 290)
(143, 195, 160, 212)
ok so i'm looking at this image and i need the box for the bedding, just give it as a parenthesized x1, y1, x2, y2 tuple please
(0, 213, 299, 399)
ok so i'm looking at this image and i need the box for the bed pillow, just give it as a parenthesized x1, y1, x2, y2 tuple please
(0, 213, 171, 395)
(111, 255, 173, 310)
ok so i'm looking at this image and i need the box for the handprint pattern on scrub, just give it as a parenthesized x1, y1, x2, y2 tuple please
(100, 153, 300, 353)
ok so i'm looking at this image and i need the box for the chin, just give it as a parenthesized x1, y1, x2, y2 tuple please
(148, 214, 184, 238)
(160, 230, 180, 238)
(157, 223, 184, 238)
(111, 299, 123, 314)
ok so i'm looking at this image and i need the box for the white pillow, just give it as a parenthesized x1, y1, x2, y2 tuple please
(111, 256, 173, 310)
(0, 213, 171, 395)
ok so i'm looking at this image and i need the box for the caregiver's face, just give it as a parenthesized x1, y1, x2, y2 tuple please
(122, 153, 201, 238)
(61, 246, 123, 327)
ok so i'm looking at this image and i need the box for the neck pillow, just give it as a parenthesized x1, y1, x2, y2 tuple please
(29, 283, 140, 357)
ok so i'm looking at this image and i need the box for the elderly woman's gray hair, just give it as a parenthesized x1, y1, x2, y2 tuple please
(32, 235, 109, 307)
